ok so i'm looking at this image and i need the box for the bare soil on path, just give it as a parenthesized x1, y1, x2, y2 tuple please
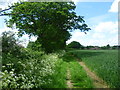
(79, 61, 109, 88)
(66, 69, 73, 88)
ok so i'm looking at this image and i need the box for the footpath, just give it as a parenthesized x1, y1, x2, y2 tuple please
(66, 58, 109, 88)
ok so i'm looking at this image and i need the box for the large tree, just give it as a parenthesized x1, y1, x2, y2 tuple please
(5, 2, 90, 53)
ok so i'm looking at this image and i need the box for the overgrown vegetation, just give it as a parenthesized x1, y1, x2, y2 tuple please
(2, 50, 67, 88)
(1, 31, 67, 88)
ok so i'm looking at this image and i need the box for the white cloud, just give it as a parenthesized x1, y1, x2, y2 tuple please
(66, 30, 86, 44)
(72, 0, 79, 4)
(94, 21, 118, 34)
(85, 36, 118, 46)
(109, 0, 120, 13)
(87, 14, 112, 25)
(0, 25, 18, 35)
(92, 33, 105, 39)
(18, 34, 37, 47)
(67, 21, 118, 46)
(72, 30, 86, 37)
(108, 35, 118, 45)
(91, 21, 118, 46)
(0, 2, 8, 10)
(0, 0, 21, 10)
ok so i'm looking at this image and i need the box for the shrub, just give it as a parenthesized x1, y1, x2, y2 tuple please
(1, 49, 64, 88)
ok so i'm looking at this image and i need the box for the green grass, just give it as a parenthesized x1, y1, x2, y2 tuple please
(62, 53, 94, 88)
(47, 61, 67, 88)
(69, 61, 93, 88)
(70, 50, 119, 88)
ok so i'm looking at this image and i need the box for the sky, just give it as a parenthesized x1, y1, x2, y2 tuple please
(0, 0, 119, 47)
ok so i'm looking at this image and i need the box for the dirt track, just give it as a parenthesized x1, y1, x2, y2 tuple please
(66, 69, 73, 88)
(79, 61, 109, 88)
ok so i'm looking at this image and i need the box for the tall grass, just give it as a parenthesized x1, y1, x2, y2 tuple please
(47, 61, 67, 88)
(71, 50, 119, 88)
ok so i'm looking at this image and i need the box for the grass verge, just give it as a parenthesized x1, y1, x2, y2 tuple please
(62, 53, 94, 88)
(69, 61, 94, 88)
(47, 60, 67, 88)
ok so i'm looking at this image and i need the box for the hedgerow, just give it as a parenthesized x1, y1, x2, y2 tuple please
(1, 48, 65, 88)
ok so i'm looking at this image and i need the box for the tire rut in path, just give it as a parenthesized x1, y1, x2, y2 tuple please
(79, 61, 109, 88)
(66, 69, 73, 88)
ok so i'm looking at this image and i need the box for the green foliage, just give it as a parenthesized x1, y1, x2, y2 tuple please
(1, 46, 67, 88)
(112, 45, 120, 49)
(69, 61, 93, 88)
(42, 59, 67, 88)
(70, 50, 119, 88)
(100, 44, 111, 49)
(67, 41, 84, 49)
(106, 44, 110, 48)
(85, 46, 94, 49)
(1, 31, 24, 65)
(2, 31, 22, 56)
(62, 53, 93, 88)
(27, 41, 42, 51)
(1, 31, 67, 88)
(6, 2, 90, 53)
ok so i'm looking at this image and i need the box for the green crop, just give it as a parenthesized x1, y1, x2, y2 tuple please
(71, 50, 119, 88)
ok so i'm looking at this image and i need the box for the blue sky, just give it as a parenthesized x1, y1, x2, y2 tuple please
(67, 0, 118, 46)
(0, 0, 119, 47)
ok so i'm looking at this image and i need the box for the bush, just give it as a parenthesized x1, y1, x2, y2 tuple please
(2, 31, 22, 56)
(1, 31, 67, 88)
(1, 48, 65, 88)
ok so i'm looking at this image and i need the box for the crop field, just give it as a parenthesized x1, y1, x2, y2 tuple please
(70, 50, 119, 88)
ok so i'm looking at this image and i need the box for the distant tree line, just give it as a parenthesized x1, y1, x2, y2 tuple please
(67, 41, 120, 50)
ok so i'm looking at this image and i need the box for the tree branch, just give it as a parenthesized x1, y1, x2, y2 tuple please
(0, 2, 24, 16)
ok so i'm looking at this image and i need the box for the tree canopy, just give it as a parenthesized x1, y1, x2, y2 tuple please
(67, 41, 83, 49)
(5, 2, 90, 53)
